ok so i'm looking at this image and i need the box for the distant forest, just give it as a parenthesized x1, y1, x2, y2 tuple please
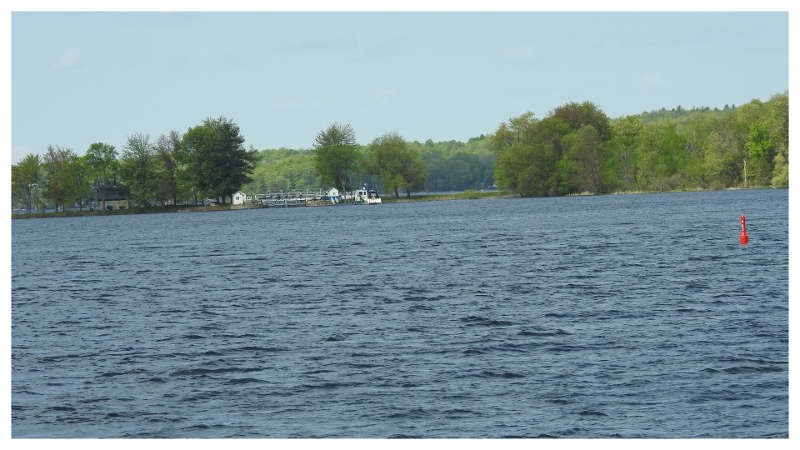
(11, 92, 789, 213)
(245, 93, 788, 195)
(245, 135, 495, 194)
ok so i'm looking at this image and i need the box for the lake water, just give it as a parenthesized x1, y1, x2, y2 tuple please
(11, 189, 788, 438)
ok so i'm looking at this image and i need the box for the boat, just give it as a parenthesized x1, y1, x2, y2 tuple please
(354, 185, 381, 205)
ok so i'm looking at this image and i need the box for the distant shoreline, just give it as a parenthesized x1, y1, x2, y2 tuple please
(382, 185, 777, 204)
(10, 186, 778, 219)
(11, 204, 233, 220)
(382, 190, 516, 203)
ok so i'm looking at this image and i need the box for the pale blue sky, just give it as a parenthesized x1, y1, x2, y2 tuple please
(11, 12, 788, 162)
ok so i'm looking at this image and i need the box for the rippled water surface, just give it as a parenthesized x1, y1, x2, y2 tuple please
(12, 189, 788, 438)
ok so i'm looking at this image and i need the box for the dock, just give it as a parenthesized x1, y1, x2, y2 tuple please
(230, 189, 364, 209)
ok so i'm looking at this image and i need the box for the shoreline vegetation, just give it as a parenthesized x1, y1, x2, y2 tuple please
(12, 94, 788, 217)
(11, 186, 778, 219)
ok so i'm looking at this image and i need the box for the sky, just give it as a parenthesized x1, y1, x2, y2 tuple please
(10, 11, 789, 163)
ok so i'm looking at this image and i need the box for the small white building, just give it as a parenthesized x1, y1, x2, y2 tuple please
(327, 187, 340, 204)
(232, 191, 247, 206)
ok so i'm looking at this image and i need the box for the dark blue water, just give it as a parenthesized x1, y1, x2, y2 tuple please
(12, 189, 788, 438)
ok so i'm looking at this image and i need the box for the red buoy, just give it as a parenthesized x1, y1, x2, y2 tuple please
(740, 215, 748, 245)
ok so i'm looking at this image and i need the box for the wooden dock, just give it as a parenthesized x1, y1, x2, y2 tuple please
(231, 189, 339, 209)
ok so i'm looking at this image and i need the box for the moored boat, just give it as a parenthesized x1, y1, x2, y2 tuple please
(354, 185, 381, 205)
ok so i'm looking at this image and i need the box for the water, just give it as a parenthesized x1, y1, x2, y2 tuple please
(11, 189, 788, 438)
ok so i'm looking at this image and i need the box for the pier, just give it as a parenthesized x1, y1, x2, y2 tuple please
(231, 189, 366, 208)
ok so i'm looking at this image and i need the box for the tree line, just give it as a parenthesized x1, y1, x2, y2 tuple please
(11, 116, 258, 213)
(310, 123, 428, 199)
(244, 94, 788, 198)
(10, 118, 433, 213)
(12, 93, 789, 213)
(492, 93, 788, 196)
(244, 133, 495, 195)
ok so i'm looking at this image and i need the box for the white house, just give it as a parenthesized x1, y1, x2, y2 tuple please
(232, 191, 247, 206)
(327, 187, 340, 204)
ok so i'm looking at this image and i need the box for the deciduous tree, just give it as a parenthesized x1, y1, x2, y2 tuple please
(11, 154, 42, 213)
(557, 125, 603, 194)
(182, 117, 258, 204)
(314, 122, 356, 149)
(154, 130, 183, 206)
(366, 133, 427, 198)
(120, 133, 156, 207)
(85, 142, 119, 211)
(41, 145, 83, 212)
(312, 123, 361, 193)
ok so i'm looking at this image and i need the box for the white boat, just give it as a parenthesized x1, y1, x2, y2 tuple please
(354, 186, 381, 205)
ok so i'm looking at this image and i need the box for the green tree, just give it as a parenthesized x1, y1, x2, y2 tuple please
(507, 112, 536, 145)
(366, 133, 428, 198)
(73, 155, 92, 211)
(85, 142, 119, 211)
(607, 117, 643, 190)
(557, 125, 603, 194)
(495, 141, 556, 197)
(552, 101, 612, 141)
(634, 124, 666, 190)
(182, 116, 259, 204)
(11, 154, 42, 213)
(176, 138, 201, 206)
(312, 123, 361, 192)
(702, 131, 735, 189)
(314, 122, 357, 148)
(660, 123, 687, 177)
(491, 112, 536, 153)
(416, 137, 495, 191)
(154, 130, 183, 206)
(120, 133, 157, 207)
(241, 148, 319, 192)
(492, 109, 573, 197)
(682, 113, 715, 186)
(490, 122, 514, 152)
(314, 145, 361, 193)
(41, 145, 83, 212)
(745, 121, 775, 186)
(771, 151, 788, 187)
(768, 93, 788, 187)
